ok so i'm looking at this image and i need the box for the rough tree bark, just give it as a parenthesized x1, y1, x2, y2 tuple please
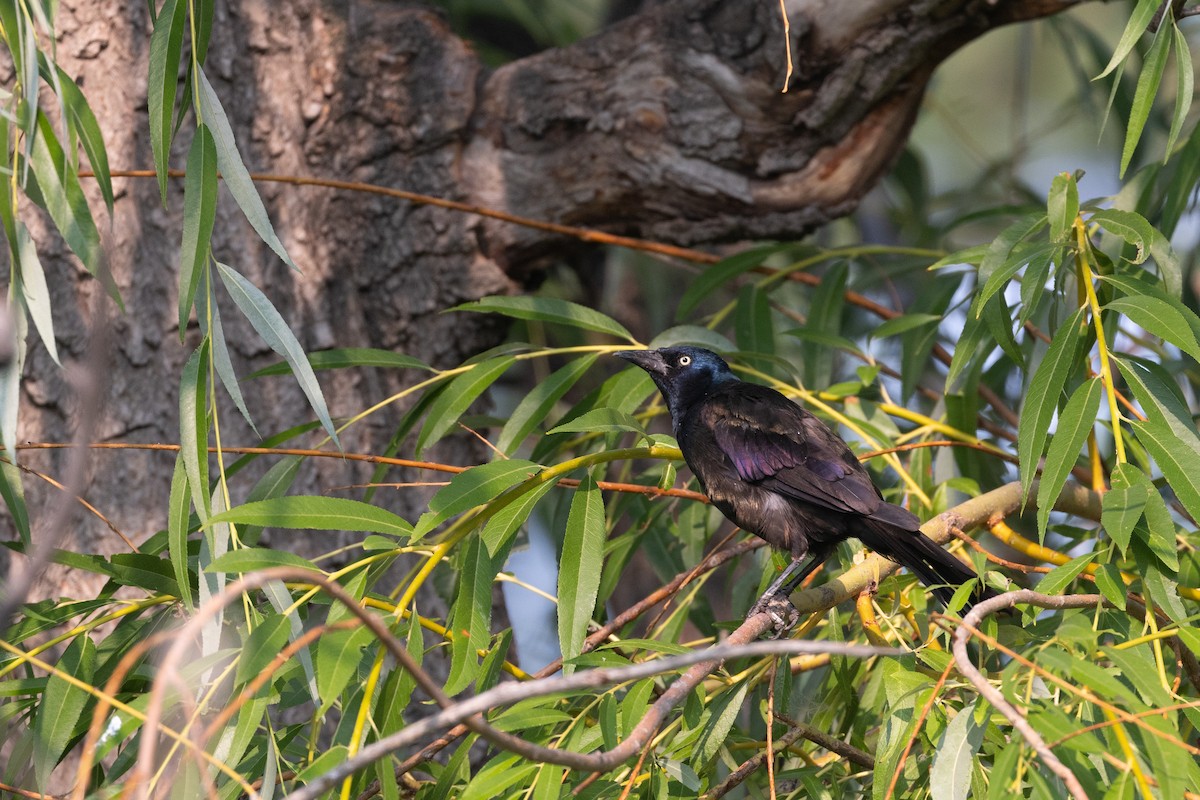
(10, 0, 1077, 590)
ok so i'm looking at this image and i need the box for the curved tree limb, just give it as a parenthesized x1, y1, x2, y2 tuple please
(951, 590, 1104, 800)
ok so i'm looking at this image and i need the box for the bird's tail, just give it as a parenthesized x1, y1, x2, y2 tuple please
(858, 513, 995, 609)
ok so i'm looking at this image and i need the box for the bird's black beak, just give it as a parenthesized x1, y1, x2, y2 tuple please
(615, 349, 668, 377)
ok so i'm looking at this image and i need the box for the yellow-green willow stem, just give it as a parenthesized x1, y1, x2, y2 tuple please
(1074, 216, 1126, 465)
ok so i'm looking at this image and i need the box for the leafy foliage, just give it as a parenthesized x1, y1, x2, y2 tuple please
(2, 3, 1200, 800)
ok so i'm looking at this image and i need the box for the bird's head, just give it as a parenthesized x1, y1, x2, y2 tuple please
(615, 346, 735, 419)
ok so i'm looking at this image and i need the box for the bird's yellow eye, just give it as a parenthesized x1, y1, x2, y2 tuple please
(679, 355, 691, 366)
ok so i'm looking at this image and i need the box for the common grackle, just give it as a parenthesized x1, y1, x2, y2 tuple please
(616, 346, 992, 614)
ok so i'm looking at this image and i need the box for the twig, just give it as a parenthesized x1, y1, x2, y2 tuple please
(951, 589, 1104, 800)
(285, 630, 898, 800)
(706, 710, 873, 799)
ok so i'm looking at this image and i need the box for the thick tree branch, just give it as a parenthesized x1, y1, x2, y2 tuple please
(464, 0, 1084, 268)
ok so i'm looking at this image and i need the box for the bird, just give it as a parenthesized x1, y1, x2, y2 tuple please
(615, 346, 993, 615)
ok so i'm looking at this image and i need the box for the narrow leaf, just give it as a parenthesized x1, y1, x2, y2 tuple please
(196, 68, 298, 270)
(1120, 25, 1171, 177)
(1168, 25, 1194, 155)
(248, 348, 432, 378)
(412, 459, 539, 540)
(931, 701, 984, 800)
(1103, 464, 1148, 554)
(147, 0, 186, 203)
(1047, 173, 1079, 243)
(445, 535, 505, 695)
(1090, 209, 1157, 264)
(215, 261, 339, 446)
(179, 341, 210, 523)
(547, 407, 648, 439)
(1038, 552, 1097, 596)
(414, 356, 513, 455)
(452, 296, 635, 343)
(15, 221, 58, 365)
(498, 354, 597, 454)
(677, 244, 784, 317)
(1018, 308, 1087, 502)
(33, 635, 95, 791)
(205, 547, 319, 573)
(1096, 0, 1160, 79)
(178, 125, 217, 338)
(1036, 377, 1103, 538)
(54, 64, 114, 211)
(694, 681, 750, 765)
(558, 477, 606, 675)
(1131, 416, 1200, 525)
(207, 496, 414, 537)
(1105, 294, 1200, 362)
(167, 454, 194, 609)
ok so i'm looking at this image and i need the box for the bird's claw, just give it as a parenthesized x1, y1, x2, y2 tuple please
(749, 593, 800, 638)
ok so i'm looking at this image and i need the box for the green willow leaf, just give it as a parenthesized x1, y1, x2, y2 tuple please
(215, 261, 339, 446)
(930, 701, 983, 800)
(179, 341, 210, 523)
(735, 283, 775, 358)
(197, 68, 298, 270)
(33, 634, 95, 792)
(1038, 553, 1097, 596)
(147, 0, 187, 204)
(234, 614, 291, 686)
(415, 356, 514, 456)
(694, 680, 750, 765)
(412, 459, 539, 540)
(558, 477, 605, 675)
(178, 125, 217, 338)
(1090, 209, 1156, 264)
(1131, 416, 1200, 526)
(445, 535, 508, 696)
(1018, 307, 1087, 503)
(15, 221, 58, 365)
(0, 458, 30, 546)
(1105, 294, 1200, 362)
(203, 298, 256, 435)
(52, 62, 114, 211)
(315, 626, 374, 716)
(1120, 24, 1171, 177)
(1103, 464, 1148, 555)
(498, 354, 598, 454)
(677, 244, 785, 318)
(167, 454, 194, 609)
(452, 296, 635, 343)
(801, 262, 845, 387)
(205, 547, 320, 574)
(207, 496, 414, 537)
(1094, 564, 1128, 610)
(1036, 377, 1102, 538)
(1168, 24, 1194, 155)
(1096, 0, 1159, 77)
(1047, 173, 1079, 243)
(547, 407, 648, 439)
(248, 348, 432, 378)
(870, 313, 942, 340)
(28, 112, 118, 306)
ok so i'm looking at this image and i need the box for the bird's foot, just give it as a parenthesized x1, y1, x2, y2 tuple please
(749, 593, 800, 638)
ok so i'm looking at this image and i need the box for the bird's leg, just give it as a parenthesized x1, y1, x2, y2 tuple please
(748, 550, 833, 636)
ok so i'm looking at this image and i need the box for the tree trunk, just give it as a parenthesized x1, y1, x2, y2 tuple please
(11, 0, 1076, 594)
